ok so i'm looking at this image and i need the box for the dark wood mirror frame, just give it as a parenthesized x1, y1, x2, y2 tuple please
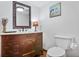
(13, 1, 31, 29)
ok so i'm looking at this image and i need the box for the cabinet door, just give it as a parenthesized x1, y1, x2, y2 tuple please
(19, 35, 35, 56)
(2, 35, 13, 57)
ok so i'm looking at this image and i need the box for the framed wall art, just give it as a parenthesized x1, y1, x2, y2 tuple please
(49, 2, 61, 18)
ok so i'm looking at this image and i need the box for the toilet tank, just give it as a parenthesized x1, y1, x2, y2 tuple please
(54, 35, 73, 50)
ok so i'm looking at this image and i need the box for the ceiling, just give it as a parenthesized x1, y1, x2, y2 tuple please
(27, 1, 52, 8)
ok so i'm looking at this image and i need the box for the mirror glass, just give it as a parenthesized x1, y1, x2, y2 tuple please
(13, 1, 31, 29)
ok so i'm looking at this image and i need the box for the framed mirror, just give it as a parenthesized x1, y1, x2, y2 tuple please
(13, 1, 31, 29)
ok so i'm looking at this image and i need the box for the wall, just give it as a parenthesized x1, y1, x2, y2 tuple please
(0, 1, 12, 32)
(0, 1, 40, 32)
(40, 1, 79, 50)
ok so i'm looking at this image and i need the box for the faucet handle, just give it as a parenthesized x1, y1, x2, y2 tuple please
(22, 28, 24, 32)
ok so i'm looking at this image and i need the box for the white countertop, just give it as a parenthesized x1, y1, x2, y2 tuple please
(0, 31, 42, 35)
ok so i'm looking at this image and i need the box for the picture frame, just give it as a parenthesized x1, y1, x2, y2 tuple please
(49, 2, 61, 18)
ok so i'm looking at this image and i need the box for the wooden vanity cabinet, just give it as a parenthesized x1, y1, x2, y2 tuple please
(1, 32, 43, 57)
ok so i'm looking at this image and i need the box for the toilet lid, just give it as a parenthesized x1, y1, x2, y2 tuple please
(47, 47, 65, 57)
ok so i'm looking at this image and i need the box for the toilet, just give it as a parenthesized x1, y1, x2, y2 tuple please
(47, 47, 65, 57)
(47, 35, 73, 57)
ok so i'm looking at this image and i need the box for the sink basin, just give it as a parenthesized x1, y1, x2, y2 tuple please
(4, 31, 16, 33)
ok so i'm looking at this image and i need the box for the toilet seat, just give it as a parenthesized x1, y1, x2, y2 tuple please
(47, 47, 65, 57)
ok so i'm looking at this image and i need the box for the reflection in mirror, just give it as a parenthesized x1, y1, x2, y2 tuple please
(13, 1, 31, 29)
(16, 4, 29, 26)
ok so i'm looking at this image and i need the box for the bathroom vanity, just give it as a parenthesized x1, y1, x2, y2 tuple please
(0, 1, 43, 57)
(0, 32, 43, 57)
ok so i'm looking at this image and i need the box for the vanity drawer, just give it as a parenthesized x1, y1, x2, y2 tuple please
(2, 35, 12, 43)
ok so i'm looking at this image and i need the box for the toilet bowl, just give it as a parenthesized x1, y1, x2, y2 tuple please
(47, 47, 65, 57)
(47, 35, 73, 57)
